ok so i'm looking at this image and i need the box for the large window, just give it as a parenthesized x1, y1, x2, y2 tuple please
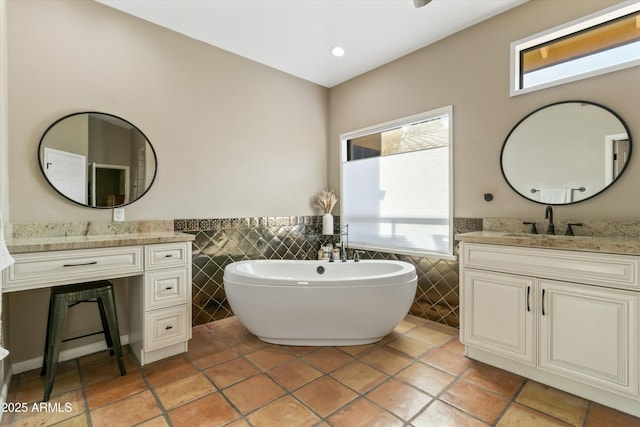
(340, 106, 453, 259)
(511, 0, 640, 96)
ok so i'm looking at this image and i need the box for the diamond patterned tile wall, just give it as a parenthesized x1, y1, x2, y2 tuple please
(175, 216, 481, 328)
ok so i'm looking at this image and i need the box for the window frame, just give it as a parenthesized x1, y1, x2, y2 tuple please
(510, 0, 640, 97)
(339, 106, 455, 260)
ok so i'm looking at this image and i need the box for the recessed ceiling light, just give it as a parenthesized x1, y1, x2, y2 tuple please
(331, 46, 345, 57)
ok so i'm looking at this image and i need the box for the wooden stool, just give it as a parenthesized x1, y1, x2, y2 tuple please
(40, 280, 126, 402)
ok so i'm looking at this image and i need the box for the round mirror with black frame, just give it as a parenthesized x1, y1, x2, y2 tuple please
(500, 100, 631, 205)
(38, 112, 157, 208)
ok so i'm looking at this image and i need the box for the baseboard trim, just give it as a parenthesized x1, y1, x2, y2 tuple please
(11, 334, 129, 375)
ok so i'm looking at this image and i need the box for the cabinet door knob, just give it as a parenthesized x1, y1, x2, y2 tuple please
(541, 289, 546, 316)
(526, 286, 531, 312)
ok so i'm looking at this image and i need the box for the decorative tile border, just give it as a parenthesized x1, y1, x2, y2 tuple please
(454, 217, 482, 235)
(174, 216, 319, 232)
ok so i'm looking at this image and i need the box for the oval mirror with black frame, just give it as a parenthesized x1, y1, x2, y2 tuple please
(38, 112, 157, 208)
(500, 101, 631, 205)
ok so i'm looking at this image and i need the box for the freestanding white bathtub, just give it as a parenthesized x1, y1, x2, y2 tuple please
(223, 259, 418, 346)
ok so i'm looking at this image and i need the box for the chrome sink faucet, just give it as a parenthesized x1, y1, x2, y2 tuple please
(545, 205, 555, 235)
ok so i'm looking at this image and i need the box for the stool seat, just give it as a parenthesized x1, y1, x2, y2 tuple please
(41, 280, 126, 402)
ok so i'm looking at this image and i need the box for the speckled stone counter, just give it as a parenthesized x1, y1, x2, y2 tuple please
(482, 218, 640, 238)
(5, 220, 194, 254)
(456, 231, 640, 256)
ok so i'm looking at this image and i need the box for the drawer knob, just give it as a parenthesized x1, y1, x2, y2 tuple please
(165, 286, 173, 290)
(165, 254, 173, 258)
(165, 325, 174, 330)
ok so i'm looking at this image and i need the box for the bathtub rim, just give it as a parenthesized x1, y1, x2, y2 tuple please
(223, 259, 417, 287)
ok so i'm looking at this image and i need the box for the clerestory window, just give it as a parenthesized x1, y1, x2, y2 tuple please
(511, 0, 640, 96)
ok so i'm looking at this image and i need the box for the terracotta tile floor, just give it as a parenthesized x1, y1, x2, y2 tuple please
(4, 315, 640, 426)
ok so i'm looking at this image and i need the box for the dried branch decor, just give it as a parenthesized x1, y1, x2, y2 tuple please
(315, 189, 337, 214)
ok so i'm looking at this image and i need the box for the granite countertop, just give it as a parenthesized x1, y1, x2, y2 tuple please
(3, 220, 195, 254)
(456, 231, 640, 256)
(5, 231, 195, 254)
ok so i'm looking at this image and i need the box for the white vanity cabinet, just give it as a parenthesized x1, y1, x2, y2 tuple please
(460, 242, 640, 417)
(3, 237, 194, 369)
(129, 241, 192, 365)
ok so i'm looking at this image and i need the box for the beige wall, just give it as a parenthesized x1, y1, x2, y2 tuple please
(328, 0, 640, 221)
(9, 0, 639, 223)
(7, 0, 328, 221)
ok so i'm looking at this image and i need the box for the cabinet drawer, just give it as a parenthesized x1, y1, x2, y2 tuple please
(462, 243, 640, 290)
(145, 242, 190, 270)
(144, 305, 190, 351)
(145, 267, 190, 310)
(2, 246, 143, 292)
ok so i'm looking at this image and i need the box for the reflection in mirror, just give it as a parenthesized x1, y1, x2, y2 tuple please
(501, 101, 631, 205)
(38, 112, 157, 208)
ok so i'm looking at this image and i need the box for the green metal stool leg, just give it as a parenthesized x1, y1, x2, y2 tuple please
(96, 297, 115, 355)
(40, 292, 55, 377)
(99, 289, 126, 376)
(42, 295, 69, 402)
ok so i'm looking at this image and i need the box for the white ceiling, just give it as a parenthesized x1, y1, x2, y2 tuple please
(96, 0, 528, 88)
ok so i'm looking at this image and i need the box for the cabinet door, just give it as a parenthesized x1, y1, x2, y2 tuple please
(462, 269, 536, 365)
(539, 279, 639, 397)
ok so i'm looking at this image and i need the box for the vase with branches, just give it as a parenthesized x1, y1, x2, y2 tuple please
(315, 189, 337, 235)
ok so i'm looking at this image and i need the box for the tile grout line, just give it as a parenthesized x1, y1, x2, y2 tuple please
(249, 325, 444, 424)
(376, 336, 467, 425)
(181, 345, 256, 426)
(199, 325, 324, 425)
(207, 324, 403, 425)
(400, 345, 471, 425)
(581, 402, 593, 427)
(423, 359, 491, 425)
(130, 348, 175, 427)
(226, 342, 326, 424)
(488, 374, 528, 427)
(75, 357, 94, 427)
